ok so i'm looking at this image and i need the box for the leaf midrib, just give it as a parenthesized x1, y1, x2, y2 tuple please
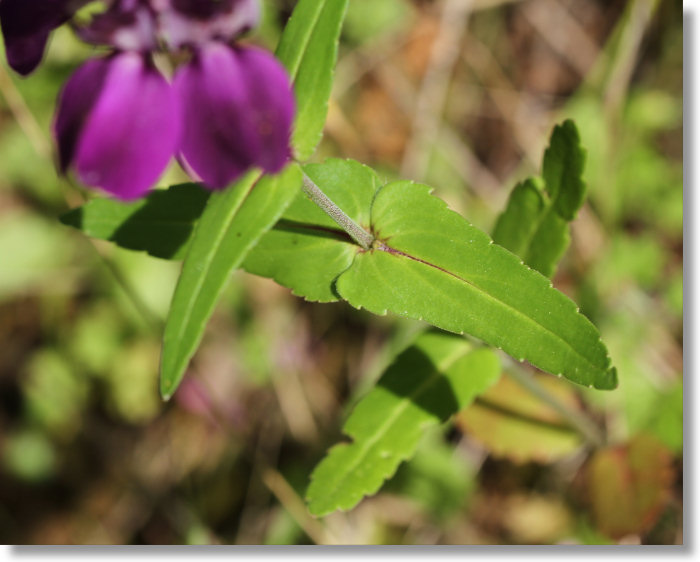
(519, 148, 581, 263)
(519, 197, 558, 265)
(314, 344, 468, 509)
(279, 0, 327, 79)
(372, 244, 609, 380)
(162, 174, 261, 385)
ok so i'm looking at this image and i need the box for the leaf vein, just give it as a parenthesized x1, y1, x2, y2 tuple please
(375, 245, 607, 376)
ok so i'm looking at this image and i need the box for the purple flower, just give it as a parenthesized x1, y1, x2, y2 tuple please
(6, 0, 294, 199)
(54, 52, 181, 200)
(175, 43, 294, 188)
(0, 0, 84, 75)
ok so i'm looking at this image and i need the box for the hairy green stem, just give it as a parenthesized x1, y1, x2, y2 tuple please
(301, 172, 374, 250)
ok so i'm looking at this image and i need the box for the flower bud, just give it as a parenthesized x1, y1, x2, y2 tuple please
(0, 0, 84, 75)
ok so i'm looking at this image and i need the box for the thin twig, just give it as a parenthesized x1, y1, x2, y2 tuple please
(436, 124, 505, 208)
(261, 467, 332, 545)
(401, 0, 473, 181)
(333, 0, 525, 97)
(0, 63, 51, 160)
(603, 0, 658, 117)
(271, 367, 321, 444)
(373, 62, 504, 207)
(460, 35, 543, 171)
(522, 0, 601, 79)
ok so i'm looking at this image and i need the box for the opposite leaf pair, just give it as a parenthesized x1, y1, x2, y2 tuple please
(54, 0, 617, 520)
(62, 155, 618, 397)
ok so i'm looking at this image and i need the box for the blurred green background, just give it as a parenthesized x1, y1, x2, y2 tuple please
(0, 0, 682, 545)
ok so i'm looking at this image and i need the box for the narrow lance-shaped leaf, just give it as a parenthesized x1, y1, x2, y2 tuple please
(306, 331, 500, 517)
(493, 120, 587, 277)
(59, 183, 211, 260)
(276, 0, 349, 160)
(160, 165, 303, 399)
(160, 0, 347, 398)
(492, 177, 549, 260)
(543, 119, 587, 219)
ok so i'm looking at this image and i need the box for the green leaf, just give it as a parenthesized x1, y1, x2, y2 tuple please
(492, 178, 547, 257)
(492, 177, 570, 277)
(306, 331, 500, 517)
(276, 0, 349, 160)
(243, 159, 378, 302)
(336, 178, 617, 390)
(59, 183, 210, 260)
(57, 159, 374, 303)
(520, 211, 569, 278)
(60, 152, 615, 392)
(160, 165, 303, 399)
(493, 120, 586, 277)
(543, 120, 587, 220)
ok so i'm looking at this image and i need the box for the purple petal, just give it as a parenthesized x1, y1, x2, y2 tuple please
(235, 47, 295, 172)
(54, 57, 112, 172)
(55, 53, 181, 200)
(175, 43, 294, 189)
(0, 0, 74, 75)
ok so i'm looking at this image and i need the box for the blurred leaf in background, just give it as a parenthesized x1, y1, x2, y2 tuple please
(583, 434, 675, 541)
(456, 374, 584, 464)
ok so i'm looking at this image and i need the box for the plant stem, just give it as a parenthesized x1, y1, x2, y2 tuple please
(504, 362, 605, 448)
(301, 172, 374, 250)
